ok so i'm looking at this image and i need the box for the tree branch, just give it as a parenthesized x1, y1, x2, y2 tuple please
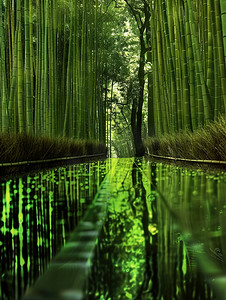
(123, 0, 143, 31)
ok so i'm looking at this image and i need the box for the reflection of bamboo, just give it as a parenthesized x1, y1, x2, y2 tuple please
(149, 163, 159, 299)
(132, 160, 152, 298)
(219, 179, 226, 262)
(146, 162, 226, 299)
(18, 178, 24, 294)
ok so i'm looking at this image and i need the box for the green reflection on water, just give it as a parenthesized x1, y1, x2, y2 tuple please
(88, 158, 226, 300)
(0, 160, 109, 300)
(1, 158, 225, 300)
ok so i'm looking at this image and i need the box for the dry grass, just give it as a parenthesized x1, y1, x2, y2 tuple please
(144, 117, 226, 161)
(0, 133, 107, 163)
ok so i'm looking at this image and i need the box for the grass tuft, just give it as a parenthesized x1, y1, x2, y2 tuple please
(144, 117, 226, 161)
(0, 133, 107, 164)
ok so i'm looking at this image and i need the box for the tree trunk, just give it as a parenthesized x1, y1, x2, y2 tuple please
(134, 31, 146, 156)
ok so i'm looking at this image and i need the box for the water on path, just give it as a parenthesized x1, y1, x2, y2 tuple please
(87, 158, 226, 300)
(0, 160, 109, 300)
(0, 158, 226, 300)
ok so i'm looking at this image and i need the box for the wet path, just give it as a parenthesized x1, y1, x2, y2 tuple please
(0, 160, 109, 300)
(1, 158, 226, 299)
(87, 158, 226, 300)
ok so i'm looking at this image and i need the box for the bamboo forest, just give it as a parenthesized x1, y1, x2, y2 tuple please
(0, 0, 226, 299)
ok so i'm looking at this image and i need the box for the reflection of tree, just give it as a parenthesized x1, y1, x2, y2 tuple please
(88, 159, 146, 299)
(132, 158, 153, 299)
(88, 160, 226, 300)
(149, 163, 159, 299)
(88, 203, 146, 299)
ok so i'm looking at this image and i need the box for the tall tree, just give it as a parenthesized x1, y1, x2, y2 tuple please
(124, 0, 150, 156)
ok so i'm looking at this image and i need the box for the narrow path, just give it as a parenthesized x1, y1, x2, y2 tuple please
(22, 158, 226, 300)
(23, 159, 131, 300)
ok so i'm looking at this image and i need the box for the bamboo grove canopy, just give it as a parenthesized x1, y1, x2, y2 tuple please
(0, 0, 105, 142)
(0, 0, 226, 143)
(147, 0, 226, 135)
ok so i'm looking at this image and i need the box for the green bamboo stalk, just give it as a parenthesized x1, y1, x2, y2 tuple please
(48, 1, 56, 137)
(202, 0, 208, 79)
(17, 0, 25, 133)
(162, 0, 178, 132)
(7, 1, 14, 75)
(59, 14, 67, 136)
(0, 0, 8, 131)
(220, 0, 226, 63)
(186, 0, 213, 123)
(76, 1, 82, 139)
(63, 10, 73, 137)
(72, 2, 78, 138)
(166, 0, 175, 70)
(213, 38, 222, 119)
(51, 0, 57, 136)
(48, 1, 53, 137)
(165, 0, 178, 130)
(35, 0, 42, 135)
(214, 0, 226, 114)
(85, 0, 97, 140)
(24, 0, 33, 134)
(86, 0, 92, 140)
(178, 0, 191, 130)
(42, 0, 49, 135)
(206, 0, 215, 106)
(152, 2, 163, 135)
(8, 31, 18, 133)
(80, 0, 86, 139)
(212, 1, 223, 119)
(159, 1, 170, 132)
(156, 2, 168, 134)
(98, 2, 106, 143)
(93, 0, 99, 140)
(173, 0, 183, 130)
(71, 5, 76, 138)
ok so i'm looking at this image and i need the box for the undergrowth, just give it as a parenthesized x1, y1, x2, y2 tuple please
(0, 133, 107, 163)
(144, 117, 226, 161)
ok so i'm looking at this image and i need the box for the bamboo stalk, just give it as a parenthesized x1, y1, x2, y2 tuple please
(24, 0, 33, 134)
(17, 0, 25, 133)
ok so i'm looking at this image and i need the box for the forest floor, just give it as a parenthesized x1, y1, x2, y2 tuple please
(144, 117, 226, 162)
(0, 133, 107, 164)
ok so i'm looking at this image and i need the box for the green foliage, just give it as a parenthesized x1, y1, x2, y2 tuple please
(0, 0, 105, 144)
(102, 0, 151, 156)
(0, 133, 107, 163)
(100, 2, 140, 156)
(145, 117, 226, 161)
(1, 0, 226, 159)
(148, 0, 226, 136)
